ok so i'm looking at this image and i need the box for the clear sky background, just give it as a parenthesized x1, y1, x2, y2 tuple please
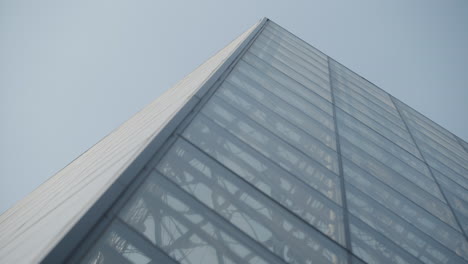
(1, 0, 467, 214)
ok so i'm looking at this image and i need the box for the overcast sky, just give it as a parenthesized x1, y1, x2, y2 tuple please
(1, 0, 467, 214)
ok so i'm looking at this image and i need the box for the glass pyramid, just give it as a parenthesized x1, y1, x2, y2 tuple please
(1, 18, 467, 264)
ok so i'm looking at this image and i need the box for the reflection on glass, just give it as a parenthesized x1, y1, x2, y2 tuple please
(329, 60, 396, 111)
(424, 153, 468, 191)
(80, 221, 175, 264)
(266, 22, 328, 63)
(201, 98, 339, 173)
(157, 138, 345, 245)
(215, 82, 336, 150)
(336, 109, 429, 176)
(157, 139, 348, 264)
(395, 98, 463, 152)
(249, 43, 331, 101)
(182, 114, 342, 205)
(346, 184, 465, 264)
(254, 34, 330, 88)
(443, 190, 468, 235)
(119, 173, 272, 264)
(340, 138, 459, 229)
(416, 135, 468, 177)
(226, 69, 335, 136)
(349, 217, 421, 264)
(433, 169, 468, 204)
(334, 87, 406, 131)
(406, 115, 466, 160)
(343, 158, 468, 261)
(242, 52, 333, 111)
(259, 28, 329, 79)
(338, 122, 445, 202)
(335, 101, 421, 158)
(232, 60, 334, 126)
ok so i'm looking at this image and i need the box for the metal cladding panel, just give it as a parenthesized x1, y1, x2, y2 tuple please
(0, 20, 260, 264)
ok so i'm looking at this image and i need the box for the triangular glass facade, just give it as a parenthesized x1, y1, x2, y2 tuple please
(2, 18, 468, 264)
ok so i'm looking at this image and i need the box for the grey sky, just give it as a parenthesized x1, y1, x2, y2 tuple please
(1, 0, 467, 214)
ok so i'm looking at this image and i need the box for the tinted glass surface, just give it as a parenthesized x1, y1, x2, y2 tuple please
(71, 20, 468, 264)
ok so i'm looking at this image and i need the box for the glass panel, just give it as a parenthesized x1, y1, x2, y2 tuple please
(433, 169, 468, 204)
(394, 98, 461, 144)
(254, 33, 330, 88)
(81, 221, 176, 264)
(337, 109, 430, 177)
(232, 60, 334, 128)
(334, 86, 406, 131)
(247, 45, 332, 101)
(415, 133, 468, 176)
(346, 184, 466, 264)
(159, 167, 349, 264)
(340, 138, 455, 226)
(404, 114, 468, 161)
(241, 54, 333, 114)
(225, 69, 335, 136)
(337, 122, 445, 203)
(457, 137, 468, 154)
(423, 153, 468, 190)
(329, 60, 397, 112)
(408, 117, 468, 163)
(119, 173, 273, 264)
(343, 158, 468, 261)
(335, 98, 414, 146)
(215, 82, 336, 150)
(266, 22, 328, 63)
(443, 190, 468, 235)
(261, 26, 329, 73)
(410, 117, 462, 153)
(182, 114, 342, 204)
(157, 138, 345, 246)
(336, 103, 421, 158)
(349, 216, 422, 264)
(331, 74, 397, 116)
(201, 97, 339, 173)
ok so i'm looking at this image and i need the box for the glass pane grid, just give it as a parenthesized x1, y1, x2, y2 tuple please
(333, 84, 408, 130)
(217, 81, 337, 150)
(345, 184, 465, 264)
(334, 99, 422, 158)
(225, 71, 334, 131)
(248, 44, 332, 101)
(242, 52, 334, 114)
(256, 32, 330, 83)
(339, 137, 460, 230)
(331, 81, 401, 129)
(403, 114, 468, 163)
(402, 110, 467, 157)
(181, 115, 343, 205)
(73, 20, 468, 264)
(156, 138, 349, 260)
(337, 122, 443, 198)
(266, 21, 328, 62)
(336, 109, 431, 177)
(225, 68, 335, 131)
(416, 137, 468, 178)
(251, 37, 331, 88)
(329, 60, 397, 110)
(342, 158, 468, 261)
(331, 74, 397, 114)
(394, 97, 463, 144)
(261, 26, 330, 73)
(199, 100, 340, 174)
